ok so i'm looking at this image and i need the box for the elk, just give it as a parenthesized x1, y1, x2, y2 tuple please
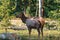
(16, 12, 45, 40)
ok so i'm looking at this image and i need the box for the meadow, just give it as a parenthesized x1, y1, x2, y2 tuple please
(0, 29, 60, 40)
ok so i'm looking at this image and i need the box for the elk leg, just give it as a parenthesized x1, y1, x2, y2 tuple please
(37, 29, 40, 40)
(41, 27, 43, 40)
(28, 28, 31, 40)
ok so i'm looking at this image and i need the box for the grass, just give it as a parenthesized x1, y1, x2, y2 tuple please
(19, 30, 60, 40)
(0, 29, 60, 40)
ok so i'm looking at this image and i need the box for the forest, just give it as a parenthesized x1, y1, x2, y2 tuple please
(0, 0, 60, 27)
(0, 0, 60, 40)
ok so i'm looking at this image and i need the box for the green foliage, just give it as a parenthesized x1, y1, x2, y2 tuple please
(16, 0, 37, 16)
(0, 0, 60, 27)
(0, 0, 16, 27)
(44, 0, 60, 19)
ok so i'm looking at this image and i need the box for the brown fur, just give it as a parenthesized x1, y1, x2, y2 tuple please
(16, 13, 45, 40)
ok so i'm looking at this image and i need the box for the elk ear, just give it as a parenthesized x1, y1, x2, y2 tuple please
(16, 13, 20, 18)
(16, 14, 19, 18)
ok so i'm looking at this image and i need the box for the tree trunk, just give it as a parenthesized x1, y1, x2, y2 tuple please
(39, 0, 42, 17)
(24, 8, 26, 14)
(39, 0, 44, 17)
(35, 0, 38, 17)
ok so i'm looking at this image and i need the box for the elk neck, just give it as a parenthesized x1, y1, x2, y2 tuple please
(20, 15, 28, 23)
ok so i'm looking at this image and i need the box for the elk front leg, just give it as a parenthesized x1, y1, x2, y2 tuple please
(28, 28, 32, 40)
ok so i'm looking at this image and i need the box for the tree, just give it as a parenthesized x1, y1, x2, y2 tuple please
(0, 0, 16, 28)
(44, 0, 60, 19)
(0, 0, 60, 28)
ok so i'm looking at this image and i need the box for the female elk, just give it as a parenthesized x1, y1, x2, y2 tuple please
(16, 12, 45, 40)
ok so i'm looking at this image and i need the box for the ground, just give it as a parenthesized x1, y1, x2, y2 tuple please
(0, 29, 60, 40)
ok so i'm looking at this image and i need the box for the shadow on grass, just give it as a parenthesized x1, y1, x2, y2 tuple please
(20, 34, 60, 40)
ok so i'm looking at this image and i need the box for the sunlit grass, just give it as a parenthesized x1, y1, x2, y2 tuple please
(0, 29, 60, 40)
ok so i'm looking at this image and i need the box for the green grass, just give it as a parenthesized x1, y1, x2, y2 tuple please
(18, 30, 60, 40)
(0, 29, 60, 40)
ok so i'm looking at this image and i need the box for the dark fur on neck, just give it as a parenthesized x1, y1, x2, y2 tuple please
(20, 13, 28, 23)
(21, 16, 28, 23)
